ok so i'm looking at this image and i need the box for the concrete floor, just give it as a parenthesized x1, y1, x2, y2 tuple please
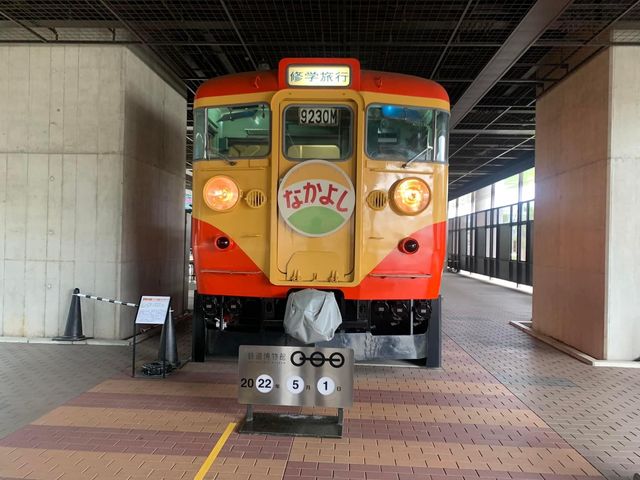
(0, 319, 191, 439)
(0, 273, 638, 480)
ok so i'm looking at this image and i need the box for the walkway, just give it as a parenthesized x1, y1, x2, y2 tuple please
(442, 274, 640, 480)
(0, 274, 637, 480)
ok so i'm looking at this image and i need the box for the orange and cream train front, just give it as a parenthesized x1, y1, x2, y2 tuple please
(191, 58, 449, 362)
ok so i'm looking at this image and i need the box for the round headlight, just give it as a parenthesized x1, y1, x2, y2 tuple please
(390, 178, 431, 215)
(203, 176, 240, 212)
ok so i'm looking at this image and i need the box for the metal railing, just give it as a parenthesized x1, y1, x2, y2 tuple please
(447, 200, 534, 286)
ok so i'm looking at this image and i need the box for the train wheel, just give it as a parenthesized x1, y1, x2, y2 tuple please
(192, 291, 206, 362)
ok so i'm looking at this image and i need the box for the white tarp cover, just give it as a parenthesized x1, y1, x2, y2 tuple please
(284, 289, 342, 344)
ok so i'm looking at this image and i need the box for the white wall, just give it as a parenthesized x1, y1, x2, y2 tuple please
(606, 46, 640, 360)
(0, 45, 186, 339)
(118, 50, 186, 338)
(534, 46, 640, 361)
(533, 50, 610, 359)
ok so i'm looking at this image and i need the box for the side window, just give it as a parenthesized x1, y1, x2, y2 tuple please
(283, 105, 353, 161)
(193, 108, 205, 161)
(435, 110, 449, 163)
(205, 104, 270, 160)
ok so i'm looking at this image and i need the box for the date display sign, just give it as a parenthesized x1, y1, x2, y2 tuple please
(238, 345, 354, 408)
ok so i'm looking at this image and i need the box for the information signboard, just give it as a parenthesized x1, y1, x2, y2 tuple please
(238, 345, 353, 409)
(135, 296, 171, 325)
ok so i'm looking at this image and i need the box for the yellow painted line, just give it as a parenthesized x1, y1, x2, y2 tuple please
(194, 422, 237, 480)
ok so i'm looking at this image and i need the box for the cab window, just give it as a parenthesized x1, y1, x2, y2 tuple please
(192, 103, 270, 161)
(366, 104, 449, 163)
(283, 105, 353, 161)
(435, 110, 449, 162)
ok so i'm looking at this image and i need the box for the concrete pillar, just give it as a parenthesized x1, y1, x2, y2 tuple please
(533, 46, 640, 361)
(0, 45, 186, 340)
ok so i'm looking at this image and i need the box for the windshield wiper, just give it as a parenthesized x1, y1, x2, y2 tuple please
(209, 151, 237, 166)
(401, 146, 433, 169)
(401, 146, 433, 168)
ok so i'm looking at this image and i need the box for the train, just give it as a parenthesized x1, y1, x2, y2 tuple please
(191, 58, 449, 365)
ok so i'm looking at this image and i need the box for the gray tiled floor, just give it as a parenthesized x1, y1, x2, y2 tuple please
(0, 342, 129, 438)
(0, 320, 191, 439)
(442, 273, 640, 480)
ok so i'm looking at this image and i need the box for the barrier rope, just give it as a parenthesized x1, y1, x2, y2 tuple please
(73, 292, 138, 308)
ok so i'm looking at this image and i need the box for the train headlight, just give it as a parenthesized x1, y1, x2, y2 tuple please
(203, 176, 240, 212)
(390, 178, 430, 215)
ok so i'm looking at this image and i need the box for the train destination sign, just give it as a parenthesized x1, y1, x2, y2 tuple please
(299, 107, 338, 125)
(238, 345, 354, 408)
(277, 160, 356, 237)
(286, 65, 351, 87)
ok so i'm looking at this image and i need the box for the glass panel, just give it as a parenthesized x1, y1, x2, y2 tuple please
(485, 229, 491, 257)
(521, 168, 535, 201)
(520, 224, 527, 261)
(511, 226, 518, 260)
(366, 104, 436, 162)
(498, 206, 511, 224)
(466, 230, 471, 255)
(448, 199, 457, 219)
(521, 202, 527, 222)
(511, 204, 518, 223)
(284, 105, 352, 160)
(492, 227, 497, 258)
(193, 108, 206, 160)
(494, 174, 519, 207)
(529, 201, 535, 220)
(474, 185, 492, 212)
(435, 110, 449, 163)
(454, 228, 459, 253)
(476, 212, 485, 227)
(206, 104, 270, 160)
(457, 193, 473, 216)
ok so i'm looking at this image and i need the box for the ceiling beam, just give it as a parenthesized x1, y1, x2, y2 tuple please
(448, 155, 535, 199)
(439, 78, 548, 84)
(450, 0, 572, 127)
(431, 0, 474, 78)
(452, 129, 536, 135)
(219, 0, 257, 70)
(0, 10, 49, 42)
(96, 0, 193, 96)
(449, 135, 535, 187)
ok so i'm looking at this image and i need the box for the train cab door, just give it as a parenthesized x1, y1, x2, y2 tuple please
(269, 95, 362, 286)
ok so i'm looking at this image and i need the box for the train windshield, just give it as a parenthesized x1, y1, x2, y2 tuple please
(366, 104, 449, 163)
(192, 103, 271, 161)
(283, 105, 353, 161)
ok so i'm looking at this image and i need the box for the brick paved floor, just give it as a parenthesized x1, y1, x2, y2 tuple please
(0, 274, 637, 480)
(442, 274, 640, 480)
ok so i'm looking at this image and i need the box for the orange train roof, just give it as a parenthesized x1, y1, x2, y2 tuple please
(195, 69, 449, 104)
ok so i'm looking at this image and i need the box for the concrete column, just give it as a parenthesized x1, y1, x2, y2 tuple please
(0, 45, 186, 340)
(533, 46, 640, 361)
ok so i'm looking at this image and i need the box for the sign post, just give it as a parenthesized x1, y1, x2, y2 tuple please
(237, 345, 354, 438)
(132, 296, 171, 378)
